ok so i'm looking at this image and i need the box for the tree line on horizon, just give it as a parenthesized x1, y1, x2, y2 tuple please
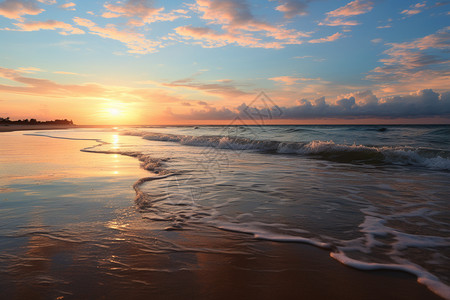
(0, 117, 74, 125)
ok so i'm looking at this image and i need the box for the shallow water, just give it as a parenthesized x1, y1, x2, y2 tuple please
(1, 126, 449, 299)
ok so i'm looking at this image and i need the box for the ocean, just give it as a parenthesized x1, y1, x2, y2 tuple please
(1, 125, 449, 299)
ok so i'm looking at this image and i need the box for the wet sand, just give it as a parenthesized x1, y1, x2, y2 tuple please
(0, 131, 444, 299)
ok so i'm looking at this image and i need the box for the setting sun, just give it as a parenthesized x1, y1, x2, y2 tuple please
(108, 108, 121, 116)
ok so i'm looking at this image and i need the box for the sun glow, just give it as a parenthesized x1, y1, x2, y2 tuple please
(108, 108, 121, 116)
(97, 101, 138, 125)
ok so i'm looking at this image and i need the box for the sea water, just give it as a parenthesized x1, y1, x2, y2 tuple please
(1, 125, 449, 299)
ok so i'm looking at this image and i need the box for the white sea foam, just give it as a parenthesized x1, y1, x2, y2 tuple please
(122, 130, 450, 170)
(213, 221, 331, 249)
(331, 251, 450, 300)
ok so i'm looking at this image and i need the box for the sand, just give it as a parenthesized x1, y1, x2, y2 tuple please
(0, 131, 444, 299)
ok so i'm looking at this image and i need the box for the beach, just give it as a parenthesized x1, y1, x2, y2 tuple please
(0, 127, 448, 299)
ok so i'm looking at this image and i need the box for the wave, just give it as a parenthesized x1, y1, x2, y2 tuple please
(122, 130, 450, 170)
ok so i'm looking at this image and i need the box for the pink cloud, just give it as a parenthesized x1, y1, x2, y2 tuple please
(72, 17, 95, 27)
(180, 0, 309, 48)
(73, 17, 160, 54)
(0, 67, 106, 97)
(270, 76, 301, 85)
(309, 32, 342, 43)
(318, 19, 359, 26)
(270, 75, 320, 85)
(327, 0, 373, 17)
(37, 0, 56, 4)
(320, 0, 373, 27)
(17, 66, 44, 73)
(275, 0, 309, 18)
(367, 27, 450, 94)
(175, 25, 284, 49)
(101, 0, 188, 26)
(13, 20, 84, 35)
(163, 75, 252, 98)
(401, 2, 426, 16)
(59, 2, 76, 10)
(0, 0, 44, 20)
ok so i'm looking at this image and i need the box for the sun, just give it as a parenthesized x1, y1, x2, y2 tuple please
(108, 108, 120, 116)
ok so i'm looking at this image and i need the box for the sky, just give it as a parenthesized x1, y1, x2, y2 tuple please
(0, 0, 449, 125)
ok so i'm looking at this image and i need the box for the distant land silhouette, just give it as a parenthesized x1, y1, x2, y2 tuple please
(0, 117, 74, 125)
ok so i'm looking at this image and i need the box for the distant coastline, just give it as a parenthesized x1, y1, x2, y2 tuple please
(0, 117, 75, 132)
(0, 124, 77, 132)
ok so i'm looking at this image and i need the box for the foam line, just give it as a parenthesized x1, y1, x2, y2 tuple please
(331, 251, 450, 300)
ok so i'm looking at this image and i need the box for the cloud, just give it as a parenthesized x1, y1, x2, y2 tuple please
(367, 27, 450, 93)
(170, 89, 450, 120)
(181, 0, 309, 48)
(53, 71, 81, 75)
(401, 2, 426, 16)
(270, 76, 301, 85)
(72, 17, 95, 27)
(37, 0, 56, 4)
(270, 75, 320, 85)
(320, 0, 373, 27)
(175, 25, 283, 49)
(308, 32, 342, 43)
(101, 0, 189, 26)
(0, 0, 44, 20)
(327, 0, 373, 17)
(0, 67, 106, 97)
(163, 76, 251, 98)
(73, 17, 160, 54)
(130, 88, 186, 103)
(17, 66, 44, 73)
(12, 20, 84, 35)
(59, 2, 76, 10)
(318, 19, 359, 26)
(167, 105, 236, 120)
(0, 66, 190, 104)
(274, 0, 310, 18)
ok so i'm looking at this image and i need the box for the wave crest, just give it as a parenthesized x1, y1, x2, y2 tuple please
(122, 130, 450, 170)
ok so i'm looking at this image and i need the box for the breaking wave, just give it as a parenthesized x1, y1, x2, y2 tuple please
(122, 130, 450, 170)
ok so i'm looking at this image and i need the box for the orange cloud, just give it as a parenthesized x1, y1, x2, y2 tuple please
(0, 67, 105, 97)
(101, 0, 189, 26)
(17, 66, 44, 73)
(327, 0, 373, 17)
(275, 0, 309, 18)
(320, 0, 373, 27)
(183, 0, 308, 48)
(401, 2, 426, 16)
(0, 0, 44, 20)
(309, 32, 342, 43)
(163, 75, 252, 98)
(13, 20, 84, 35)
(270, 76, 321, 85)
(175, 25, 283, 48)
(59, 2, 76, 10)
(73, 17, 160, 54)
(318, 19, 359, 26)
(367, 27, 450, 95)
